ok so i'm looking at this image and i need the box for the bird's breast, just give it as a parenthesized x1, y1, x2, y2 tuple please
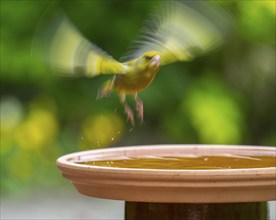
(114, 67, 159, 94)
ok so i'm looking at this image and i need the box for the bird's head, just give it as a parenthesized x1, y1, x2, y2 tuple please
(136, 51, 161, 72)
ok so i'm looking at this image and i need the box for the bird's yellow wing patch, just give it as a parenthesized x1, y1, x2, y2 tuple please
(34, 13, 125, 77)
(121, 1, 233, 65)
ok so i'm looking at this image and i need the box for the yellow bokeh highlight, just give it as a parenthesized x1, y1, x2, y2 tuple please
(257, 1, 275, 15)
(15, 108, 59, 150)
(81, 112, 124, 149)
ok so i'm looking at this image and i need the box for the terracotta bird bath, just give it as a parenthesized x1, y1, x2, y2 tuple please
(57, 145, 276, 220)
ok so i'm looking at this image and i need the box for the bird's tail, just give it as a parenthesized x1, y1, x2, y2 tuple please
(97, 79, 114, 99)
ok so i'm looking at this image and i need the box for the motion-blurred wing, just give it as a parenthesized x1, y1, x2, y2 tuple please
(34, 13, 126, 77)
(122, 1, 232, 65)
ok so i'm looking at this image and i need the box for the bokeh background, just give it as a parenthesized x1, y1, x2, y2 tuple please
(1, 0, 275, 218)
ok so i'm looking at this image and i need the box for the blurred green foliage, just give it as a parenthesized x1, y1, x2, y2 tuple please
(1, 1, 275, 195)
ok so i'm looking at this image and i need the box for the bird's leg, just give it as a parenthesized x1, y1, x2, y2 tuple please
(119, 93, 135, 126)
(134, 93, 143, 125)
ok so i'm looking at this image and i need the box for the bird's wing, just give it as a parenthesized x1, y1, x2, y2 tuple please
(33, 13, 126, 77)
(121, 1, 233, 65)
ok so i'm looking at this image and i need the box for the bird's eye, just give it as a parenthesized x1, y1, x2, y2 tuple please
(144, 56, 152, 60)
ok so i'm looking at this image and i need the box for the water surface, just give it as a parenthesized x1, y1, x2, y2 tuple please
(77, 155, 276, 170)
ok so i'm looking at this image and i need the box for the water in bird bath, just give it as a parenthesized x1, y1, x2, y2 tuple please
(77, 155, 275, 170)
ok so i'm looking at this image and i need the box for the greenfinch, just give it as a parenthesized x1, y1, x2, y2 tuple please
(35, 1, 232, 126)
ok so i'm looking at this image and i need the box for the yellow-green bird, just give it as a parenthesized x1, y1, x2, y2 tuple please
(35, 1, 232, 126)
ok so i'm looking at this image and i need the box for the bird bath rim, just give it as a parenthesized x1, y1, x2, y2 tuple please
(57, 144, 276, 203)
(57, 144, 275, 172)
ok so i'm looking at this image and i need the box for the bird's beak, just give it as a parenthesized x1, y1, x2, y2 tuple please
(150, 55, 161, 66)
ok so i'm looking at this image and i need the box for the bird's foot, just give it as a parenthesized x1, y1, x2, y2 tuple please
(136, 97, 143, 125)
(124, 104, 135, 127)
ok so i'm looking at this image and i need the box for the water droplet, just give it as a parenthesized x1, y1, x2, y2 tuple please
(96, 140, 100, 147)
